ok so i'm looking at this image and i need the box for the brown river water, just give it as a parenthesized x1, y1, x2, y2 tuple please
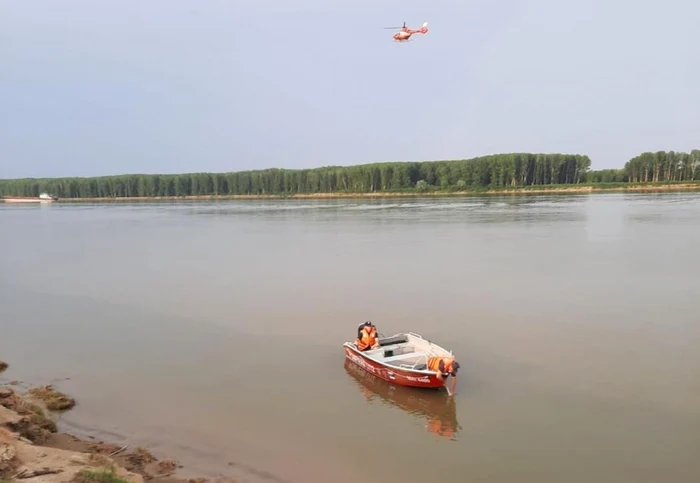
(1, 193, 699, 483)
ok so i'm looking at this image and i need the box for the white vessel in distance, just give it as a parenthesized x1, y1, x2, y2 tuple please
(2, 192, 58, 203)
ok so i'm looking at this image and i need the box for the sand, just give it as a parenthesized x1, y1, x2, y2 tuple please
(0, 361, 234, 483)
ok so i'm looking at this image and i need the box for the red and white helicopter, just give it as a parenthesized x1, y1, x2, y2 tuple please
(384, 21, 429, 42)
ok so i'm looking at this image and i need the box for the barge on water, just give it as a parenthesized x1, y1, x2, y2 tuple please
(2, 193, 58, 203)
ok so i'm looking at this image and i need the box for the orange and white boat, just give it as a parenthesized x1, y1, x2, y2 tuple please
(343, 331, 456, 391)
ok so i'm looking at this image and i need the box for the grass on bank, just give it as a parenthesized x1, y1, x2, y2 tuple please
(27, 385, 76, 411)
(72, 469, 128, 483)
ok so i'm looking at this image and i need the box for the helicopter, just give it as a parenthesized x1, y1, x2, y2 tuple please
(384, 21, 429, 42)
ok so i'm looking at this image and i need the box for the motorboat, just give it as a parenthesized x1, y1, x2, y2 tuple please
(342, 331, 456, 391)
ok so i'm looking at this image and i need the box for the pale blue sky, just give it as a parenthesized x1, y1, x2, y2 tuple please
(1, 0, 698, 178)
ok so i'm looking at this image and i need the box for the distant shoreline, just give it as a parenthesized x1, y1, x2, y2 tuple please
(20, 182, 700, 202)
(2, 150, 698, 202)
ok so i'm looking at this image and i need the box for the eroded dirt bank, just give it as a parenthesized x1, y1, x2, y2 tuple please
(0, 360, 234, 483)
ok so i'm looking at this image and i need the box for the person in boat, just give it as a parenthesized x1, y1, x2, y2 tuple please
(355, 321, 380, 351)
(427, 356, 460, 395)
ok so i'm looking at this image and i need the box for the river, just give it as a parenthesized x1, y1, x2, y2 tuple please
(1, 193, 699, 483)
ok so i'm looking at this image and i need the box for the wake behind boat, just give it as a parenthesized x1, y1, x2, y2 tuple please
(343, 330, 458, 392)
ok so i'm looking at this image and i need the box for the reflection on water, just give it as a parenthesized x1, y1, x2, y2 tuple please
(184, 197, 589, 225)
(344, 359, 461, 441)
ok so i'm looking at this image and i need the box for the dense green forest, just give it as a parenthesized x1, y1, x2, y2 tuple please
(624, 150, 700, 183)
(0, 150, 698, 199)
(583, 150, 700, 184)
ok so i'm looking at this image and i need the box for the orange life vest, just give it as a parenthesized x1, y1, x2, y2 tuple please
(428, 356, 456, 375)
(355, 326, 378, 351)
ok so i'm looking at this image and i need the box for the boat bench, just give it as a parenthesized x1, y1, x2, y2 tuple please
(381, 342, 413, 354)
(379, 334, 409, 346)
(384, 351, 428, 365)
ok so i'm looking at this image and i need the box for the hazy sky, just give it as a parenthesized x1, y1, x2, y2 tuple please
(1, 0, 698, 178)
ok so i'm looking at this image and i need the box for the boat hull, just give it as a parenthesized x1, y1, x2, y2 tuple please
(343, 345, 445, 389)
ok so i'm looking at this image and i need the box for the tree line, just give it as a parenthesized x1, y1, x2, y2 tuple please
(0, 153, 591, 198)
(624, 150, 700, 183)
(0, 150, 697, 199)
(583, 150, 700, 184)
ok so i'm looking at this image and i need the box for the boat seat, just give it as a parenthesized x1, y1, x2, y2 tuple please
(379, 334, 409, 346)
(381, 342, 418, 358)
(384, 351, 428, 364)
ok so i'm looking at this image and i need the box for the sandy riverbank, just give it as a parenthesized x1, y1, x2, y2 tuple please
(29, 182, 700, 203)
(0, 361, 232, 483)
